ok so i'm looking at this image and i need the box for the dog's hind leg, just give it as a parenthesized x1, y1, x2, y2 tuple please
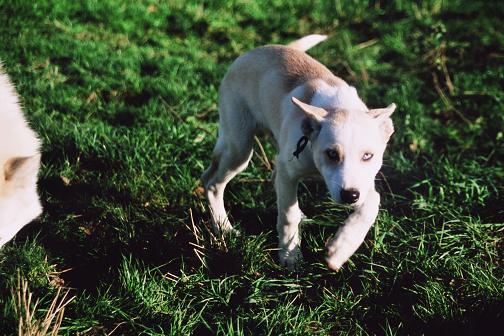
(202, 100, 255, 234)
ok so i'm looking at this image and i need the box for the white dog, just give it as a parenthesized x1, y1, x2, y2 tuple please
(202, 35, 395, 270)
(0, 67, 42, 248)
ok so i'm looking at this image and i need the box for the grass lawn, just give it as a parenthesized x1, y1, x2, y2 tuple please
(0, 0, 503, 334)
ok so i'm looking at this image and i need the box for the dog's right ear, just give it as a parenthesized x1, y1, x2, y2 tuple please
(3, 155, 40, 186)
(369, 103, 396, 142)
(292, 97, 327, 138)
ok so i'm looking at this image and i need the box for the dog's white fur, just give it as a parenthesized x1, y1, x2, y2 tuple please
(0, 68, 42, 248)
(202, 35, 395, 270)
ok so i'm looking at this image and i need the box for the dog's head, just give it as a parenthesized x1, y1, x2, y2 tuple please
(292, 97, 395, 206)
(0, 155, 42, 247)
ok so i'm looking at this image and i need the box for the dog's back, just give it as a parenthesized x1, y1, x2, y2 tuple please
(0, 68, 42, 247)
(220, 39, 346, 137)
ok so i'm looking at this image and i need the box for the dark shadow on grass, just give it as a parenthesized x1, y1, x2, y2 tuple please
(362, 289, 503, 335)
(37, 161, 275, 289)
(26, 143, 206, 290)
(18, 138, 501, 332)
(108, 110, 139, 127)
(122, 90, 152, 107)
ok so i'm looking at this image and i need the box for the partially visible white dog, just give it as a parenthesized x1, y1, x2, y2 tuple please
(0, 67, 42, 248)
(202, 35, 396, 270)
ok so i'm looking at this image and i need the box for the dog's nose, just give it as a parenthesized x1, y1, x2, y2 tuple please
(340, 189, 360, 204)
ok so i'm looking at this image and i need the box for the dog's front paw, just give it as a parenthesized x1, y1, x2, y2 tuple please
(279, 246, 303, 271)
(325, 233, 354, 271)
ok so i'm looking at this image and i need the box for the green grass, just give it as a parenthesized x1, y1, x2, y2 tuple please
(0, 0, 503, 334)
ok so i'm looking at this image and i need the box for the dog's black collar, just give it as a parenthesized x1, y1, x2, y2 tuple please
(292, 136, 309, 159)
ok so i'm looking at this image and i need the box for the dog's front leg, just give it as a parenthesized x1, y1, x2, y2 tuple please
(326, 189, 380, 270)
(275, 163, 303, 270)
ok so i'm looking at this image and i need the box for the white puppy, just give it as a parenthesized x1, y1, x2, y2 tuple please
(202, 35, 395, 270)
(0, 67, 42, 248)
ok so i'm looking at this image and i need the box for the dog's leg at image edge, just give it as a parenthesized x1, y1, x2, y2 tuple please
(326, 189, 380, 270)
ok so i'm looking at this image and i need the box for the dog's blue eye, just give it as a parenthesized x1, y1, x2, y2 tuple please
(326, 149, 340, 161)
(362, 153, 373, 161)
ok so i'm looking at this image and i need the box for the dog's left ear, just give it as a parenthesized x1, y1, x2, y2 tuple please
(292, 97, 327, 139)
(369, 103, 396, 141)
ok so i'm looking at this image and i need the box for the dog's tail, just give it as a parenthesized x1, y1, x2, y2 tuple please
(287, 34, 328, 52)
